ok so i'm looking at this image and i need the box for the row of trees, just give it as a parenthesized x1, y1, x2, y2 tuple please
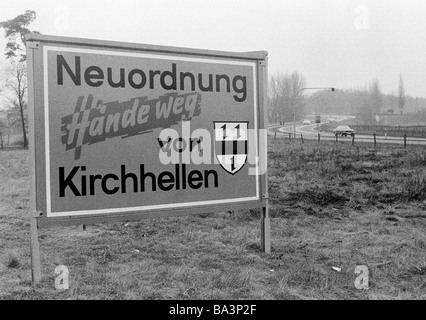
(268, 72, 420, 125)
(306, 80, 386, 124)
(0, 10, 38, 148)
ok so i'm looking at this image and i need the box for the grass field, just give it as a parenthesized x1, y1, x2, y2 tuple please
(1, 138, 426, 300)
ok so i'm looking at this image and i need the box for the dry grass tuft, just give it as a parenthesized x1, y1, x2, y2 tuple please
(2, 251, 21, 269)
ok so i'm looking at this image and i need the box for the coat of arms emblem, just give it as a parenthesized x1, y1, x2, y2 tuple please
(214, 121, 248, 175)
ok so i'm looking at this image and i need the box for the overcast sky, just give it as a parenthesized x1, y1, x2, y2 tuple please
(1, 0, 425, 97)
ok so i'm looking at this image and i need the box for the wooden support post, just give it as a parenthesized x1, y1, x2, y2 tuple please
(373, 133, 377, 148)
(261, 204, 271, 254)
(30, 213, 42, 285)
(82, 224, 86, 231)
(27, 42, 41, 285)
(318, 132, 320, 143)
(352, 134, 355, 146)
(404, 134, 407, 148)
(335, 134, 338, 143)
(274, 131, 277, 139)
(288, 133, 291, 141)
(300, 134, 304, 144)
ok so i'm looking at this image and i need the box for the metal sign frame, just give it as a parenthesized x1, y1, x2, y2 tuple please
(26, 33, 270, 283)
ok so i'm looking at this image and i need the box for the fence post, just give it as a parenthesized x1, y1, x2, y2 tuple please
(318, 132, 320, 144)
(289, 133, 291, 141)
(373, 133, 376, 148)
(274, 131, 277, 140)
(335, 134, 338, 144)
(352, 134, 355, 146)
(300, 134, 304, 144)
(404, 134, 407, 148)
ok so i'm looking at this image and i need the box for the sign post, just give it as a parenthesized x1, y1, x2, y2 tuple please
(29, 212, 41, 284)
(26, 34, 270, 283)
(259, 58, 270, 254)
(27, 40, 42, 284)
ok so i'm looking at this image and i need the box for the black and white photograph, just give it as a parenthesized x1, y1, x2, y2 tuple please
(1, 0, 426, 307)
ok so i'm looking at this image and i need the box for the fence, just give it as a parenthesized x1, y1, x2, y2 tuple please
(320, 124, 426, 138)
(272, 130, 408, 148)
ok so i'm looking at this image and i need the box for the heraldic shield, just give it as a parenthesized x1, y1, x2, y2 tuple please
(214, 121, 248, 175)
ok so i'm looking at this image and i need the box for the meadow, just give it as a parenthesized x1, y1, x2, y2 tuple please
(1, 137, 426, 300)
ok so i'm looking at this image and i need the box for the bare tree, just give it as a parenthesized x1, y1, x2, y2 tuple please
(1, 62, 28, 148)
(0, 81, 6, 148)
(288, 71, 307, 122)
(0, 10, 38, 148)
(0, 116, 5, 149)
(398, 75, 406, 115)
(268, 71, 306, 125)
(416, 96, 419, 113)
(358, 91, 372, 124)
(369, 78, 382, 116)
(268, 73, 284, 124)
(388, 91, 395, 113)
